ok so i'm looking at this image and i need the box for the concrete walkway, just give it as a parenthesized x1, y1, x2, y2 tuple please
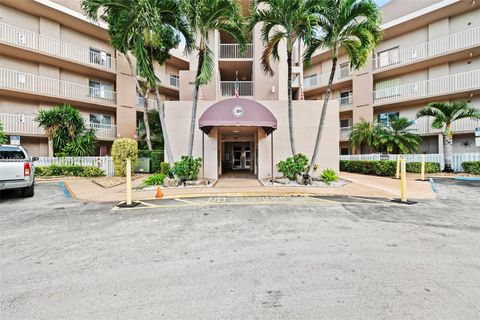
(214, 170, 262, 188)
(63, 172, 436, 203)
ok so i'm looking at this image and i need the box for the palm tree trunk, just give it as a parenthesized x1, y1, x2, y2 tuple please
(443, 124, 453, 172)
(142, 91, 152, 150)
(308, 57, 337, 174)
(125, 54, 152, 150)
(153, 85, 174, 164)
(187, 50, 205, 157)
(287, 51, 296, 156)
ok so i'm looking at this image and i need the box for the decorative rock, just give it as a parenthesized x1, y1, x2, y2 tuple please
(163, 177, 180, 188)
(275, 178, 290, 185)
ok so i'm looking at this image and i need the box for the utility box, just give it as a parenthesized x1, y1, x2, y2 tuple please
(134, 157, 151, 173)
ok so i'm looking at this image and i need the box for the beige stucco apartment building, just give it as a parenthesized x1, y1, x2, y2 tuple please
(0, 0, 479, 179)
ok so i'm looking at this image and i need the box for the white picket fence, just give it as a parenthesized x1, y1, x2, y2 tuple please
(340, 153, 480, 172)
(35, 156, 115, 176)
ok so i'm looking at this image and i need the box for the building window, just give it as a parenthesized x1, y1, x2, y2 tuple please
(339, 62, 351, 78)
(89, 48, 112, 68)
(376, 47, 399, 69)
(339, 90, 353, 105)
(303, 74, 317, 88)
(340, 148, 350, 155)
(169, 74, 179, 87)
(377, 112, 399, 127)
(89, 113, 112, 125)
(89, 80, 114, 100)
(340, 119, 351, 128)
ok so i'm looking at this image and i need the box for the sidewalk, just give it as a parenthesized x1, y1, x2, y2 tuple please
(63, 172, 436, 203)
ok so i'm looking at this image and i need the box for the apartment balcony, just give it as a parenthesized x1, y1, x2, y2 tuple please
(219, 44, 253, 59)
(0, 68, 117, 107)
(136, 96, 158, 110)
(339, 95, 353, 106)
(303, 64, 352, 92)
(373, 26, 480, 73)
(0, 112, 117, 140)
(0, 22, 116, 73)
(411, 117, 480, 136)
(220, 81, 254, 97)
(373, 69, 480, 106)
(339, 127, 352, 142)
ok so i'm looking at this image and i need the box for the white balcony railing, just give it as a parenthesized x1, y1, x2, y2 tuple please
(340, 126, 352, 141)
(0, 68, 117, 106)
(219, 44, 253, 59)
(373, 70, 480, 105)
(136, 96, 158, 109)
(303, 64, 352, 89)
(220, 81, 254, 96)
(339, 95, 353, 106)
(373, 26, 480, 71)
(87, 122, 117, 139)
(411, 117, 480, 135)
(0, 22, 116, 71)
(0, 113, 117, 139)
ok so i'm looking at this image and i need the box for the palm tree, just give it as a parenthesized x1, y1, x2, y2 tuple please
(303, 0, 382, 173)
(0, 122, 7, 144)
(183, 0, 246, 157)
(82, 0, 194, 163)
(349, 118, 378, 153)
(374, 116, 421, 154)
(249, 0, 321, 156)
(417, 101, 480, 171)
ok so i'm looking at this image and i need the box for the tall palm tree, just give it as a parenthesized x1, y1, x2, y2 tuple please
(349, 118, 378, 153)
(183, 0, 246, 157)
(249, 0, 321, 156)
(82, 0, 194, 163)
(417, 101, 480, 171)
(374, 116, 421, 154)
(303, 0, 382, 173)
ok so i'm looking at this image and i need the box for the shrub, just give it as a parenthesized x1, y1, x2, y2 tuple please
(321, 168, 339, 183)
(112, 138, 138, 176)
(144, 173, 166, 186)
(406, 162, 441, 173)
(462, 161, 480, 175)
(35, 164, 105, 177)
(340, 160, 396, 176)
(172, 156, 202, 181)
(277, 153, 309, 181)
(138, 150, 164, 173)
(160, 162, 172, 176)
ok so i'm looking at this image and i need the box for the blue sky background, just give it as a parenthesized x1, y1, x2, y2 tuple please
(374, 0, 391, 7)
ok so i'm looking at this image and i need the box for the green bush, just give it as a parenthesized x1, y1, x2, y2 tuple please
(172, 156, 202, 181)
(160, 162, 172, 176)
(277, 153, 309, 181)
(340, 160, 397, 176)
(406, 162, 441, 173)
(462, 161, 480, 175)
(321, 168, 339, 183)
(35, 164, 105, 177)
(112, 138, 138, 176)
(138, 150, 164, 173)
(144, 173, 166, 186)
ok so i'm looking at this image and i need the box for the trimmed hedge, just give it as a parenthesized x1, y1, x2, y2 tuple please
(138, 150, 164, 173)
(462, 161, 480, 175)
(35, 164, 105, 177)
(112, 138, 138, 176)
(406, 162, 441, 173)
(340, 160, 442, 176)
(144, 173, 166, 186)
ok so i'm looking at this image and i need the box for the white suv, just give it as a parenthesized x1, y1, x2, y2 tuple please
(0, 145, 38, 197)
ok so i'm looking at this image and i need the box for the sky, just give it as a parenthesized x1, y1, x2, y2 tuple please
(374, 0, 391, 7)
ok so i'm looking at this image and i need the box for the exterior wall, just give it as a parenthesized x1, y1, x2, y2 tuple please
(165, 100, 339, 180)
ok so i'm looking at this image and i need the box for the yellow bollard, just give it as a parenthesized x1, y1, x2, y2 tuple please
(400, 158, 407, 202)
(126, 158, 132, 205)
(420, 153, 426, 181)
(395, 155, 400, 179)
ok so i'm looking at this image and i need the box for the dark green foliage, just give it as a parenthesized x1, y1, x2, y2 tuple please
(138, 150, 164, 173)
(321, 168, 339, 183)
(0, 121, 7, 144)
(36, 103, 96, 156)
(160, 162, 171, 176)
(35, 164, 105, 177)
(112, 138, 138, 176)
(462, 161, 480, 175)
(340, 160, 397, 177)
(144, 173, 166, 186)
(137, 110, 164, 150)
(173, 156, 202, 180)
(277, 153, 309, 181)
(406, 162, 441, 173)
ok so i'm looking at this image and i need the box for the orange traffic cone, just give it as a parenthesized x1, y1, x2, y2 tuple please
(155, 186, 163, 198)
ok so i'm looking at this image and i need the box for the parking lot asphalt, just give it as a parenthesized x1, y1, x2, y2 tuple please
(1, 179, 479, 319)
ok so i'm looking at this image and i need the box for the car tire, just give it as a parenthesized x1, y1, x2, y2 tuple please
(21, 185, 34, 198)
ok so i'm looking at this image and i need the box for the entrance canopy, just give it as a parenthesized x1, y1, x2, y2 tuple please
(199, 98, 277, 135)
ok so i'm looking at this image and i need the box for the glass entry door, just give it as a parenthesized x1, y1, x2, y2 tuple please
(232, 144, 251, 170)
